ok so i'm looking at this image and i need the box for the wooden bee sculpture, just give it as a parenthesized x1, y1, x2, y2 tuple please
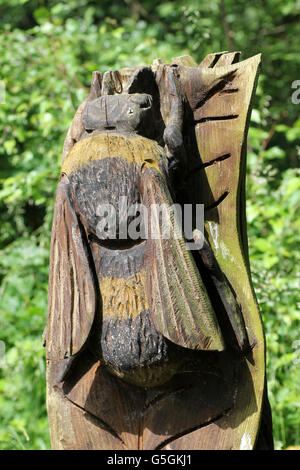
(45, 54, 273, 450)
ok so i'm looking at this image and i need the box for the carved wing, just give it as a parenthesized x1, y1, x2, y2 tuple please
(46, 176, 96, 362)
(142, 166, 225, 351)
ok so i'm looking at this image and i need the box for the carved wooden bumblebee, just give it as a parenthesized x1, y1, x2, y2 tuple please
(45, 54, 273, 450)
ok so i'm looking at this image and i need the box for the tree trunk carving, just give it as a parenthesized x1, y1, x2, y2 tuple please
(45, 52, 273, 450)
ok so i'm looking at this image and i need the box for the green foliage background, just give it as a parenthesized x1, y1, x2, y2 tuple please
(0, 0, 299, 450)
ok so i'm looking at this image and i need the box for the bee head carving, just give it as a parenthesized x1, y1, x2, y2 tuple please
(82, 93, 155, 139)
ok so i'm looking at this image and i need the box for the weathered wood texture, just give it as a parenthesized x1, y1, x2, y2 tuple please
(46, 53, 273, 449)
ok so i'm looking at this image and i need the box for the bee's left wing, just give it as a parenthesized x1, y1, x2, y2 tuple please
(141, 166, 225, 351)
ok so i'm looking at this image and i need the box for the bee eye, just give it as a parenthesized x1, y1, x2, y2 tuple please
(128, 108, 134, 115)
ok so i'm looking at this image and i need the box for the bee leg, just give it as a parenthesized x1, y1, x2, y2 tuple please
(193, 230, 250, 353)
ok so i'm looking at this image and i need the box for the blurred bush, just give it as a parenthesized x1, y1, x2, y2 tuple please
(0, 0, 299, 450)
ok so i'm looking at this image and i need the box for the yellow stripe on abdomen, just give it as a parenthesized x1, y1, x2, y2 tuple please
(100, 271, 149, 320)
(62, 133, 163, 175)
